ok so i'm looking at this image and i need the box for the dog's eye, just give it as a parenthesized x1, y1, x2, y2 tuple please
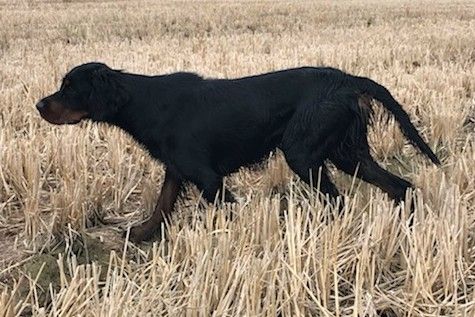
(61, 80, 77, 94)
(61, 79, 71, 89)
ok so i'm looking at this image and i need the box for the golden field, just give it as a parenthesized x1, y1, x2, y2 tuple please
(0, 0, 474, 316)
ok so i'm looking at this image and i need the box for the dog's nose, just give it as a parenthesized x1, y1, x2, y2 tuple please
(36, 100, 46, 111)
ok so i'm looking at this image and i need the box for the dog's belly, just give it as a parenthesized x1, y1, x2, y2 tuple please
(215, 147, 275, 175)
(212, 130, 284, 175)
(211, 109, 294, 175)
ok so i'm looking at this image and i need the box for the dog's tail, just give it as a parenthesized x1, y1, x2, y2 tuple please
(353, 75, 440, 165)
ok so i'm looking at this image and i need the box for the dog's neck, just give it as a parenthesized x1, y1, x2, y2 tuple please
(101, 72, 203, 158)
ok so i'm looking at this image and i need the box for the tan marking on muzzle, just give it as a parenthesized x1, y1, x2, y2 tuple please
(40, 100, 88, 125)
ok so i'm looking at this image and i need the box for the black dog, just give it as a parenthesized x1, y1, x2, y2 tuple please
(36, 63, 440, 242)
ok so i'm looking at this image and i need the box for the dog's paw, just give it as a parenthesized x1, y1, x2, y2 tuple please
(124, 222, 159, 243)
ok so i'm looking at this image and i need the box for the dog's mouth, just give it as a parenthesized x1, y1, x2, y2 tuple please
(39, 110, 87, 125)
(53, 118, 83, 125)
(37, 101, 89, 125)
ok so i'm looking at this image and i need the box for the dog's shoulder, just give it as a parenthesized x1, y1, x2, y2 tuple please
(167, 72, 204, 83)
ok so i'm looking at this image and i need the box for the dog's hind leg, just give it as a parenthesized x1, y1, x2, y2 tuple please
(329, 95, 414, 203)
(281, 100, 351, 209)
(331, 149, 413, 203)
(283, 143, 340, 203)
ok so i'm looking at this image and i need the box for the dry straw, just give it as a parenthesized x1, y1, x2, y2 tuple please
(0, 0, 474, 316)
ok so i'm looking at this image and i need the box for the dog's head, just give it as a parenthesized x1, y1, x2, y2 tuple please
(36, 62, 128, 125)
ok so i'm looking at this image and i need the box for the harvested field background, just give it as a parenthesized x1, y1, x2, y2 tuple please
(0, 0, 474, 316)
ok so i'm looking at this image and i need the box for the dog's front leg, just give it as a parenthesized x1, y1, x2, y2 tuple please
(128, 169, 182, 242)
(197, 177, 236, 205)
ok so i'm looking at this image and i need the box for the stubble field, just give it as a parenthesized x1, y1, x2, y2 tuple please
(0, 0, 474, 316)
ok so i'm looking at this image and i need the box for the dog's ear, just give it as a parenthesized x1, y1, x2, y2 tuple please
(89, 65, 128, 121)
